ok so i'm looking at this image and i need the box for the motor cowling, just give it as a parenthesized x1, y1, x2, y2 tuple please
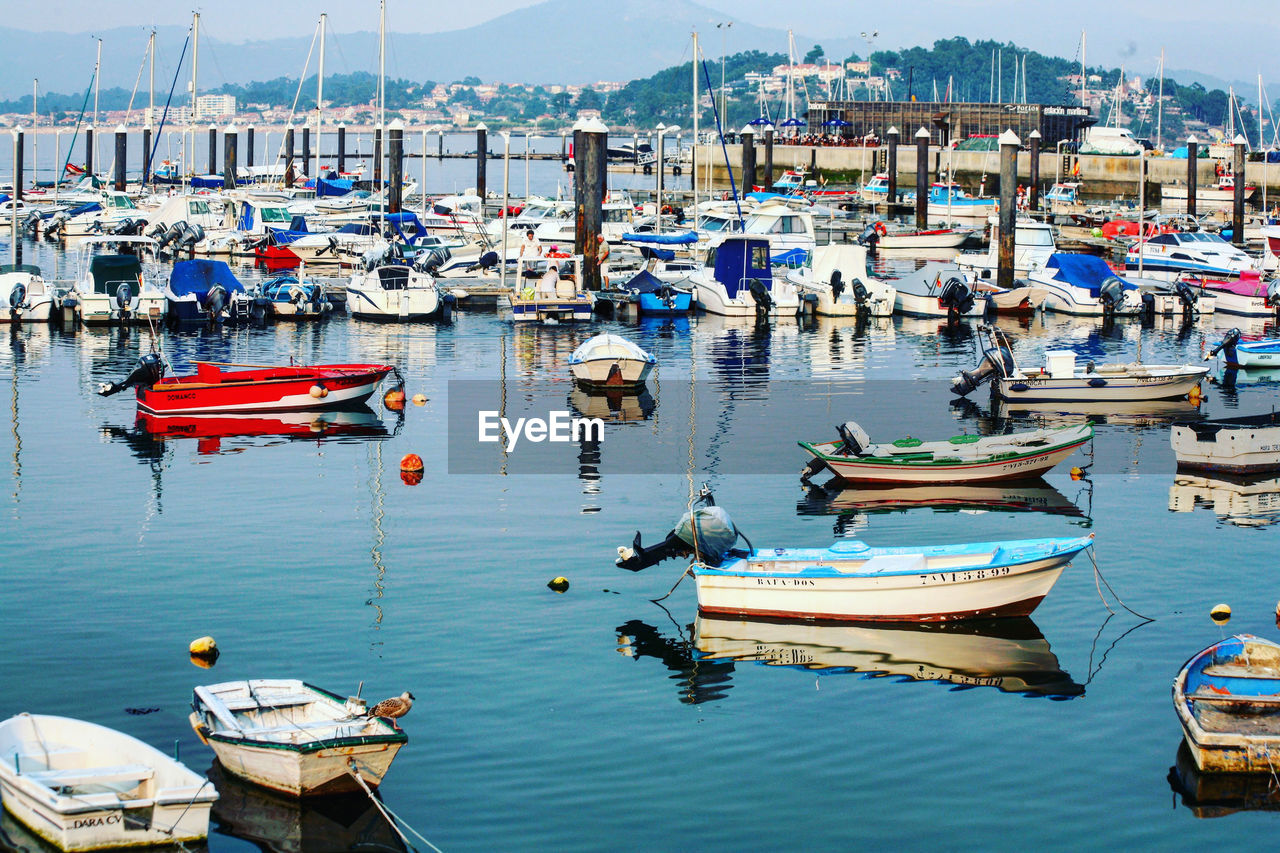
(9, 283, 27, 318)
(616, 497, 740, 572)
(938, 276, 975, 316)
(1098, 275, 1126, 313)
(830, 270, 845, 301)
(113, 282, 133, 315)
(22, 211, 41, 234)
(97, 352, 165, 397)
(1173, 280, 1197, 314)
(950, 344, 1015, 396)
(203, 284, 228, 319)
(1208, 327, 1242, 363)
(1267, 279, 1280, 308)
(748, 278, 773, 312)
(836, 421, 873, 457)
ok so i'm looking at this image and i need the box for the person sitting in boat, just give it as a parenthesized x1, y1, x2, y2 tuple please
(519, 229, 542, 259)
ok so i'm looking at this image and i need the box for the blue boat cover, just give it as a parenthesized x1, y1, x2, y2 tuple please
(622, 230, 698, 245)
(317, 177, 355, 197)
(638, 246, 676, 261)
(624, 270, 667, 294)
(713, 237, 772, 299)
(772, 248, 809, 268)
(1045, 253, 1135, 297)
(67, 202, 102, 217)
(169, 259, 246, 298)
(190, 175, 224, 189)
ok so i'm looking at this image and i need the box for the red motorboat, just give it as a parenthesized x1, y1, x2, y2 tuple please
(98, 356, 400, 415)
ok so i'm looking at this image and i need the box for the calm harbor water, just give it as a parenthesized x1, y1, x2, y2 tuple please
(4, 233, 1280, 850)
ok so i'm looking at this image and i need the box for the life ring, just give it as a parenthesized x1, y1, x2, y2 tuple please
(873, 221, 887, 237)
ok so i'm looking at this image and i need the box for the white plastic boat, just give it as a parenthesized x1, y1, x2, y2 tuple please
(891, 262, 986, 318)
(1171, 413, 1280, 474)
(67, 237, 167, 326)
(0, 264, 57, 323)
(785, 244, 895, 317)
(569, 333, 655, 387)
(190, 679, 407, 797)
(0, 713, 217, 851)
(689, 235, 801, 318)
(347, 260, 450, 322)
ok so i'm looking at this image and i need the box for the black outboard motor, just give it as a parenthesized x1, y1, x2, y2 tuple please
(830, 270, 845, 301)
(857, 223, 878, 248)
(1267, 280, 1280, 314)
(157, 221, 185, 253)
(147, 222, 167, 240)
(951, 340, 1016, 397)
(8, 283, 27, 320)
(114, 283, 133, 322)
(1208, 328, 1242, 364)
(97, 352, 165, 397)
(748, 278, 772, 316)
(938, 276, 975, 317)
(1098, 275, 1126, 316)
(203, 284, 228, 320)
(616, 490, 742, 572)
(1173, 280, 1197, 317)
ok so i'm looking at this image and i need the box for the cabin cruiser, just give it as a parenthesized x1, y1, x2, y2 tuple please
(1125, 231, 1260, 280)
(687, 235, 802, 317)
(347, 244, 453, 322)
(785, 244, 894, 317)
(1028, 254, 1145, 316)
(0, 264, 57, 323)
(67, 236, 166, 325)
(57, 191, 149, 238)
(742, 200, 816, 259)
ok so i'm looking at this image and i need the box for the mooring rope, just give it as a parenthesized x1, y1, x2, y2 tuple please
(347, 763, 442, 853)
(1087, 547, 1152, 622)
(651, 563, 695, 604)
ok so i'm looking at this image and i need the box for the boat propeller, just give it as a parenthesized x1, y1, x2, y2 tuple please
(98, 352, 165, 397)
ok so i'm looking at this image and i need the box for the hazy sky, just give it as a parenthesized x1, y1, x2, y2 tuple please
(12, 0, 1280, 86)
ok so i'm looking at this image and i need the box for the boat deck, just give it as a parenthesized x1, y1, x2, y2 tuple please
(1193, 700, 1280, 736)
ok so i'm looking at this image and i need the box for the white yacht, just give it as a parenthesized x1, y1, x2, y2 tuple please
(689, 235, 801, 317)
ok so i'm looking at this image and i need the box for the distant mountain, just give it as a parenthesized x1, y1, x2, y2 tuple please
(0, 0, 848, 99)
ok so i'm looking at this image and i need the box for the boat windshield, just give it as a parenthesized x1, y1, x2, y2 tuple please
(1015, 227, 1055, 247)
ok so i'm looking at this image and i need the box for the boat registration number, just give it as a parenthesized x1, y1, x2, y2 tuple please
(922, 567, 1011, 585)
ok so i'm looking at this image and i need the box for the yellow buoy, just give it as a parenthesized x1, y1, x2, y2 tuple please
(1070, 466, 1084, 480)
(1188, 385, 1203, 403)
(384, 388, 406, 411)
(189, 636, 217, 656)
(548, 577, 570, 593)
(1211, 603, 1231, 623)
(190, 653, 218, 669)
(412, 394, 427, 406)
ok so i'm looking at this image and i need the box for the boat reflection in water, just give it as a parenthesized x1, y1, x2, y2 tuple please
(207, 761, 407, 853)
(798, 478, 1090, 536)
(615, 619, 736, 705)
(104, 405, 396, 458)
(568, 386, 656, 424)
(1168, 470, 1280, 528)
(953, 396, 1202, 429)
(1167, 741, 1280, 819)
(694, 614, 1083, 699)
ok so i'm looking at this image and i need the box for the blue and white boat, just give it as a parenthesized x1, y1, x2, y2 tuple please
(1125, 231, 1260, 280)
(620, 270, 693, 315)
(688, 235, 801, 317)
(928, 182, 998, 223)
(1173, 634, 1280, 773)
(166, 259, 264, 324)
(616, 491, 1093, 622)
(1208, 329, 1280, 367)
(1030, 253, 1145, 316)
(260, 274, 332, 321)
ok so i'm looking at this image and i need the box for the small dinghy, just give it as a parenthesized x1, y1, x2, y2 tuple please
(1171, 412, 1280, 474)
(1173, 634, 1280, 773)
(568, 333, 655, 388)
(616, 489, 1093, 622)
(1207, 329, 1280, 368)
(98, 355, 400, 415)
(799, 421, 1092, 485)
(261, 273, 333, 321)
(952, 324, 1208, 402)
(0, 713, 217, 851)
(189, 679, 408, 797)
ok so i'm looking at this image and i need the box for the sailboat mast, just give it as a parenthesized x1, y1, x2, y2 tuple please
(692, 29, 699, 217)
(191, 11, 200, 190)
(1156, 49, 1164, 148)
(317, 13, 326, 175)
(378, 1, 386, 133)
(31, 80, 37, 177)
(1080, 30, 1086, 106)
(148, 30, 155, 130)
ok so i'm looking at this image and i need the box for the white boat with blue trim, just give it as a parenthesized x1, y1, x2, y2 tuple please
(1208, 329, 1280, 367)
(689, 235, 801, 317)
(616, 490, 1092, 622)
(0, 713, 217, 851)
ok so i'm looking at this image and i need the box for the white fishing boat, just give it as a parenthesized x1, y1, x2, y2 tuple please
(861, 221, 974, 250)
(1207, 329, 1280, 367)
(952, 325, 1208, 402)
(503, 255, 595, 323)
(891, 262, 986, 318)
(189, 679, 408, 797)
(955, 218, 1058, 282)
(1171, 413, 1280, 474)
(0, 264, 57, 323)
(616, 491, 1093, 622)
(569, 333, 655, 387)
(1029, 253, 1146, 317)
(785, 244, 895, 317)
(798, 421, 1092, 485)
(0, 713, 217, 851)
(67, 237, 167, 326)
(689, 235, 802, 318)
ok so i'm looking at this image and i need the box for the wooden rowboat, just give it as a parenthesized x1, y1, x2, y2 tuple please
(799, 421, 1092, 485)
(1173, 634, 1280, 773)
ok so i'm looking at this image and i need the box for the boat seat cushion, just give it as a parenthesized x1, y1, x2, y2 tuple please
(843, 554, 927, 574)
(28, 764, 154, 788)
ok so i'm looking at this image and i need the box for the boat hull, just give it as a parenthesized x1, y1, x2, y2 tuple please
(347, 285, 442, 321)
(694, 282, 801, 317)
(1174, 634, 1280, 773)
(996, 367, 1206, 402)
(76, 293, 166, 326)
(808, 439, 1089, 485)
(202, 734, 404, 797)
(1172, 417, 1280, 474)
(0, 785, 213, 852)
(570, 358, 653, 387)
(634, 291, 692, 315)
(136, 365, 392, 415)
(894, 290, 986, 318)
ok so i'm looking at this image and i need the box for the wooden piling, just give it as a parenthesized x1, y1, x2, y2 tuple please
(208, 124, 216, 174)
(741, 126, 756, 194)
(574, 116, 608, 291)
(114, 125, 126, 191)
(284, 125, 295, 188)
(388, 119, 403, 214)
(997, 129, 1020, 293)
(336, 124, 345, 174)
(302, 126, 311, 179)
(223, 124, 237, 190)
(1028, 129, 1041, 211)
(373, 126, 383, 186)
(915, 127, 930, 230)
(246, 126, 255, 170)
(14, 127, 24, 201)
(764, 125, 774, 189)
(1187, 135, 1198, 217)
(142, 128, 152, 186)
(85, 126, 93, 177)
(1232, 134, 1246, 246)
(475, 123, 488, 200)
(886, 127, 899, 208)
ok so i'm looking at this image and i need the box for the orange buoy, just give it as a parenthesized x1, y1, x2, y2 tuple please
(401, 453, 424, 473)
(1070, 467, 1084, 481)
(401, 469, 424, 486)
(384, 388, 406, 410)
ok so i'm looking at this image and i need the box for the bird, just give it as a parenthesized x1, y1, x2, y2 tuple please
(368, 691, 415, 723)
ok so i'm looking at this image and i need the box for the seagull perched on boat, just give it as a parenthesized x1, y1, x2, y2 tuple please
(368, 692, 415, 723)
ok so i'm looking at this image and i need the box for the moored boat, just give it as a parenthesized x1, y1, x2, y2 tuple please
(165, 258, 266, 325)
(1207, 329, 1280, 367)
(1171, 412, 1280, 474)
(190, 680, 407, 797)
(891, 262, 986, 318)
(68, 237, 167, 326)
(1029, 253, 1145, 317)
(689, 235, 802, 318)
(0, 263, 57, 323)
(799, 420, 1092, 485)
(568, 333, 655, 387)
(785, 244, 895, 317)
(97, 356, 398, 415)
(1173, 634, 1280, 773)
(261, 273, 333, 320)
(616, 490, 1093, 622)
(504, 255, 595, 323)
(0, 713, 217, 851)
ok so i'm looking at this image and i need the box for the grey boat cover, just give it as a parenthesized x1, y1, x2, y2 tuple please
(674, 505, 738, 562)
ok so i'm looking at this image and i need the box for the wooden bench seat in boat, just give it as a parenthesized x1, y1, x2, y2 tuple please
(1189, 692, 1280, 705)
(214, 718, 365, 739)
(1201, 663, 1280, 679)
(843, 554, 927, 574)
(220, 692, 317, 711)
(26, 764, 154, 788)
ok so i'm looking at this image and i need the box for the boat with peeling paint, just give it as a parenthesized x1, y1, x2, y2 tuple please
(1173, 634, 1280, 773)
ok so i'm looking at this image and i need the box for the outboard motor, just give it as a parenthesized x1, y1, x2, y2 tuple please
(1208, 328, 1242, 364)
(748, 278, 773, 315)
(157, 221, 185, 253)
(1098, 275, 1126, 316)
(114, 282, 133, 321)
(937, 276, 975, 317)
(147, 222, 167, 240)
(44, 212, 68, 241)
(857, 223, 877, 247)
(1173, 280, 1197, 317)
(8, 283, 27, 320)
(319, 236, 340, 257)
(22, 210, 42, 235)
(616, 489, 742, 572)
(836, 421, 873, 457)
(88, 219, 104, 234)
(1267, 279, 1280, 312)
(178, 223, 205, 252)
(1139, 291, 1156, 323)
(203, 284, 229, 320)
(950, 341, 1016, 397)
(97, 352, 165, 397)
(830, 270, 846, 301)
